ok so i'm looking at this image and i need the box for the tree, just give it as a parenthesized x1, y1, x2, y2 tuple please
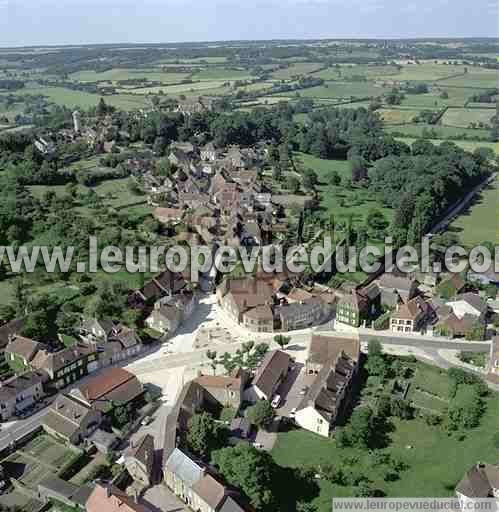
(274, 334, 291, 350)
(288, 175, 301, 194)
(212, 444, 274, 509)
(206, 350, 218, 375)
(390, 398, 414, 420)
(446, 386, 484, 431)
(465, 321, 486, 341)
(329, 170, 341, 187)
(368, 339, 383, 356)
(96, 97, 108, 116)
(302, 168, 318, 190)
(187, 412, 225, 459)
(345, 407, 375, 448)
(247, 400, 275, 429)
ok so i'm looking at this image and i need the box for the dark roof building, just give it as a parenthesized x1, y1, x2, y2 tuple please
(456, 463, 499, 499)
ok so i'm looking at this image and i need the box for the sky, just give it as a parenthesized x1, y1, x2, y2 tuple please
(0, 0, 496, 47)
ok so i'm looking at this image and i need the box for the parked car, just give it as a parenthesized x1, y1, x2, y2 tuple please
(253, 442, 264, 449)
(141, 415, 153, 426)
(271, 395, 281, 408)
(299, 386, 308, 395)
(289, 407, 297, 418)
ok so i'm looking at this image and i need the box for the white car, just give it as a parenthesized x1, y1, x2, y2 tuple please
(289, 407, 297, 418)
(141, 415, 153, 426)
(253, 442, 264, 449)
(271, 395, 281, 408)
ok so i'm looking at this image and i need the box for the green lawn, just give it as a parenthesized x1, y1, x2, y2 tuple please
(29, 177, 148, 209)
(441, 107, 495, 128)
(9, 86, 150, 110)
(70, 68, 190, 83)
(378, 108, 422, 125)
(400, 87, 478, 108)
(439, 70, 499, 88)
(271, 62, 324, 80)
(294, 152, 393, 228)
(448, 177, 499, 246)
(118, 80, 228, 95)
(272, 364, 499, 509)
(277, 81, 386, 100)
(386, 123, 491, 140)
(191, 68, 253, 81)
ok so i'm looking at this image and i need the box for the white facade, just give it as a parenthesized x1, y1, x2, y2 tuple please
(295, 407, 329, 437)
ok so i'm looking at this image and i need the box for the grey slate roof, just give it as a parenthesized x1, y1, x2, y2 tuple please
(164, 448, 204, 487)
(219, 496, 247, 512)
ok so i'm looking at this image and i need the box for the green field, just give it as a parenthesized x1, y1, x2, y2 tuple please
(272, 364, 499, 510)
(400, 87, 478, 108)
(29, 177, 148, 210)
(439, 70, 499, 88)
(316, 64, 400, 81)
(387, 63, 468, 82)
(441, 107, 495, 128)
(191, 68, 253, 80)
(271, 62, 324, 79)
(379, 108, 421, 125)
(8, 86, 150, 110)
(386, 123, 491, 140)
(278, 81, 386, 100)
(118, 80, 228, 95)
(395, 137, 499, 155)
(294, 152, 393, 227)
(448, 178, 499, 246)
(70, 68, 190, 83)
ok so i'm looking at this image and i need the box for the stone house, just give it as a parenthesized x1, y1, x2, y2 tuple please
(250, 350, 291, 401)
(455, 462, 499, 506)
(0, 370, 45, 420)
(164, 448, 205, 507)
(5, 335, 41, 369)
(297, 335, 360, 437)
(30, 343, 99, 390)
(42, 393, 102, 445)
(378, 274, 418, 308)
(193, 372, 249, 410)
(86, 484, 153, 512)
(191, 474, 228, 512)
(390, 296, 434, 333)
(125, 434, 155, 487)
(335, 291, 369, 328)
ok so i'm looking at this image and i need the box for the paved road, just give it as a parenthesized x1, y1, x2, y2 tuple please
(0, 407, 48, 452)
(358, 330, 491, 352)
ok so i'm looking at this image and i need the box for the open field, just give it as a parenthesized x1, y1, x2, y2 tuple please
(294, 152, 393, 227)
(439, 70, 499, 88)
(316, 64, 400, 81)
(6, 86, 150, 110)
(29, 177, 148, 210)
(191, 68, 253, 80)
(271, 62, 324, 79)
(277, 81, 386, 100)
(272, 363, 499, 511)
(441, 107, 495, 128)
(400, 87, 479, 108)
(118, 80, 228, 95)
(378, 108, 421, 125)
(70, 68, 190, 83)
(386, 123, 491, 140)
(395, 137, 499, 155)
(385, 63, 468, 82)
(448, 177, 499, 246)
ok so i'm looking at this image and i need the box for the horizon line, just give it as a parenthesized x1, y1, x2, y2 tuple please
(1, 35, 498, 51)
